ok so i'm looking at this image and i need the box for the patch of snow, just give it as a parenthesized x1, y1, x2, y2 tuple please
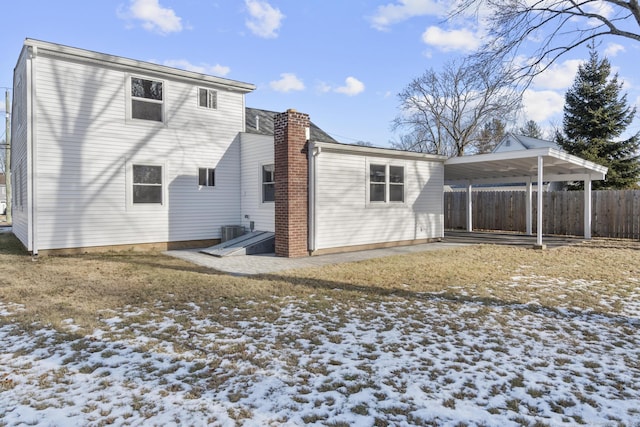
(1, 293, 640, 425)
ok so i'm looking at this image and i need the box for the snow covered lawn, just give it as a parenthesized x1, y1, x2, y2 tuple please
(1, 238, 640, 426)
(2, 285, 639, 426)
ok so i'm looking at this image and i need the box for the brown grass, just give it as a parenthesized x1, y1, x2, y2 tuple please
(1, 232, 639, 333)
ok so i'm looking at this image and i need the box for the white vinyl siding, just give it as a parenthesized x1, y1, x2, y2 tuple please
(314, 150, 444, 251)
(9, 48, 30, 250)
(25, 48, 245, 250)
(239, 133, 274, 232)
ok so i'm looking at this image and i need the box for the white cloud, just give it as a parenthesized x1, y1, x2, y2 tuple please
(316, 82, 332, 94)
(162, 59, 230, 77)
(245, 0, 284, 38)
(335, 77, 365, 96)
(532, 59, 583, 90)
(604, 43, 625, 57)
(522, 89, 565, 122)
(585, 1, 614, 18)
(421, 26, 481, 52)
(270, 73, 305, 93)
(119, 0, 183, 34)
(370, 0, 445, 31)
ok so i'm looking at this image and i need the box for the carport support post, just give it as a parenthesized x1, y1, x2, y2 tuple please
(466, 181, 473, 232)
(535, 156, 544, 248)
(584, 177, 592, 239)
(525, 178, 532, 235)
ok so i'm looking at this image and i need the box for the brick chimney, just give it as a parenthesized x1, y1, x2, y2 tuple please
(274, 109, 310, 257)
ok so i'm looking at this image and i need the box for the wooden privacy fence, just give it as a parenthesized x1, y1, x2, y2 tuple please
(444, 190, 640, 239)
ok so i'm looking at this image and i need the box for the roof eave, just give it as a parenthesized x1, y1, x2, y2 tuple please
(312, 141, 448, 161)
(24, 38, 256, 93)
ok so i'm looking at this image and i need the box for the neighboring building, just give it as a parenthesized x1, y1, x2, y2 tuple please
(488, 133, 564, 191)
(493, 133, 560, 153)
(11, 39, 446, 256)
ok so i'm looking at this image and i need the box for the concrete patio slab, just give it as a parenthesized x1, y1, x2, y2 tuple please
(165, 230, 583, 276)
(165, 240, 468, 276)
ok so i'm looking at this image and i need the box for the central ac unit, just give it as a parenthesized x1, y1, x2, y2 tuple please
(220, 225, 245, 243)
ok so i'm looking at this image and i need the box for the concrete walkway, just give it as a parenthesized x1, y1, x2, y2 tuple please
(165, 241, 468, 276)
(165, 230, 585, 276)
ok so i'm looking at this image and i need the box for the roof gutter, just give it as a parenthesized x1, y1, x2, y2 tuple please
(312, 141, 448, 162)
(23, 38, 256, 93)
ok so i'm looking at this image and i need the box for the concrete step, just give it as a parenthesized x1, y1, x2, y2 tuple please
(200, 231, 275, 257)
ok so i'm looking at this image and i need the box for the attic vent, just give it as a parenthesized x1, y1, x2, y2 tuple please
(505, 140, 511, 146)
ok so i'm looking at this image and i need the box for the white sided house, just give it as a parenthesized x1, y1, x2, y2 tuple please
(11, 39, 447, 257)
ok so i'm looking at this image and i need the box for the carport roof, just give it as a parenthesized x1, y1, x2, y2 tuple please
(444, 148, 608, 186)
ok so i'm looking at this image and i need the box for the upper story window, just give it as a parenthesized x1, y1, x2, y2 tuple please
(262, 164, 275, 203)
(198, 88, 217, 109)
(198, 168, 215, 187)
(14, 75, 23, 128)
(131, 77, 164, 122)
(369, 164, 405, 203)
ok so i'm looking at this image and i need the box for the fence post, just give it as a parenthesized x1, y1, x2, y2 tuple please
(584, 179, 592, 239)
(466, 182, 473, 231)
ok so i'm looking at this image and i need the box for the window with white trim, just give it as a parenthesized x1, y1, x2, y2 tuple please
(369, 163, 404, 203)
(389, 165, 405, 202)
(133, 164, 163, 204)
(262, 164, 275, 203)
(198, 168, 215, 187)
(130, 77, 164, 122)
(15, 75, 23, 129)
(198, 88, 217, 109)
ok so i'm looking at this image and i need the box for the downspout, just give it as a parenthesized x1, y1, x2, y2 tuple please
(30, 45, 39, 257)
(308, 142, 320, 253)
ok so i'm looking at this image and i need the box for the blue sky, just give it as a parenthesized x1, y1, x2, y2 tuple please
(1, 0, 639, 148)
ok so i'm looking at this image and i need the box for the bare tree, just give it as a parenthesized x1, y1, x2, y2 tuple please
(392, 58, 520, 157)
(456, 1, 640, 81)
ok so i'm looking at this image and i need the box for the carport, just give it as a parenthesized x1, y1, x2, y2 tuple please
(444, 148, 608, 248)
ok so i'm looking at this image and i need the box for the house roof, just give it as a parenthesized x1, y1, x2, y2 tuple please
(23, 38, 256, 93)
(245, 108, 338, 143)
(444, 148, 608, 185)
(493, 133, 559, 152)
(311, 141, 447, 161)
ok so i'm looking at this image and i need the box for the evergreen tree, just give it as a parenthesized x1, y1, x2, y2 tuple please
(556, 43, 640, 189)
(519, 120, 543, 139)
(474, 118, 506, 154)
